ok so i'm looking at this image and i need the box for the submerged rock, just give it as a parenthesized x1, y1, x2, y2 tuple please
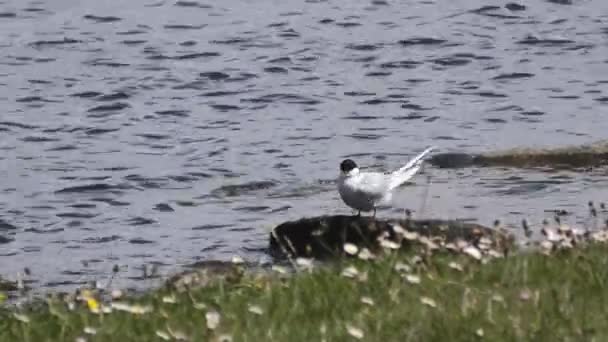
(429, 152, 477, 168)
(270, 215, 514, 259)
(429, 140, 608, 169)
(165, 260, 245, 291)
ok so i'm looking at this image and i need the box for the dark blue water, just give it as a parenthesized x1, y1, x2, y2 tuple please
(1, 0, 607, 292)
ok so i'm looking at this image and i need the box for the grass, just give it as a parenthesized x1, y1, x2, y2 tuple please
(2, 244, 608, 341)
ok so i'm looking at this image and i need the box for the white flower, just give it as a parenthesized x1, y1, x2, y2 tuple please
(341, 266, 359, 278)
(231, 256, 244, 264)
(343, 243, 359, 256)
(155, 331, 170, 340)
(206, 310, 221, 330)
(463, 246, 482, 260)
(405, 274, 421, 284)
(360, 296, 375, 306)
(248, 304, 264, 315)
(420, 297, 437, 308)
(345, 324, 364, 339)
(448, 262, 463, 272)
(357, 248, 375, 260)
(83, 327, 97, 335)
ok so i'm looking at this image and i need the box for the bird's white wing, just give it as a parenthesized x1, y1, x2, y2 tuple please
(388, 146, 435, 190)
(352, 172, 390, 199)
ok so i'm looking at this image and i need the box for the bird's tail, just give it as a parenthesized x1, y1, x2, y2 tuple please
(388, 146, 435, 190)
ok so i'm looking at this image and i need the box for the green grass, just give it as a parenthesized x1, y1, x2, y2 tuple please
(2, 244, 608, 341)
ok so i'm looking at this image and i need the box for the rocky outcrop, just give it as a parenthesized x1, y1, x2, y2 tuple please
(166, 260, 245, 292)
(270, 215, 514, 259)
(429, 140, 608, 169)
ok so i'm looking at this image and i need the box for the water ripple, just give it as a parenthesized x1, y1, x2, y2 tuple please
(1, 0, 607, 292)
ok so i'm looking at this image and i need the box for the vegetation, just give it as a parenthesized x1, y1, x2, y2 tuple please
(2, 241, 608, 341)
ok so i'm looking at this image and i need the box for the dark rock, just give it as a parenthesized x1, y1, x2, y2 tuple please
(269, 215, 513, 259)
(429, 140, 608, 169)
(428, 153, 477, 168)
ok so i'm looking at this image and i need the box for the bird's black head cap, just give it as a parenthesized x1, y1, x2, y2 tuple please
(340, 159, 358, 173)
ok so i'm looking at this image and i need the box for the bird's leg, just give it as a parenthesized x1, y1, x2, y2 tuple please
(357, 210, 361, 217)
(373, 207, 376, 218)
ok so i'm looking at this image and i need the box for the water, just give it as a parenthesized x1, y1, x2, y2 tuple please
(0, 0, 607, 292)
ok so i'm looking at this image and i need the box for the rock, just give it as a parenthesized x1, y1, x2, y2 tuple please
(429, 153, 477, 168)
(269, 215, 513, 259)
(165, 260, 245, 292)
(429, 140, 608, 169)
(475, 141, 608, 168)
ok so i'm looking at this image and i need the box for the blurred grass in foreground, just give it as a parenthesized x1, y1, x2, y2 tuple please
(2, 243, 608, 342)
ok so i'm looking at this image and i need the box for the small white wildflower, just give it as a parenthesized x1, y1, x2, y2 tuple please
(542, 228, 561, 242)
(357, 248, 375, 260)
(463, 246, 482, 260)
(343, 243, 359, 255)
(341, 266, 359, 278)
(418, 236, 439, 250)
(540, 240, 553, 254)
(162, 295, 177, 304)
(206, 310, 221, 330)
(193, 302, 207, 310)
(168, 328, 188, 341)
(13, 313, 30, 323)
(271, 265, 288, 274)
(155, 331, 171, 341)
(592, 231, 608, 242)
(487, 249, 503, 258)
(420, 297, 437, 308)
(402, 230, 419, 241)
(519, 289, 532, 302)
(83, 327, 97, 335)
(111, 289, 123, 300)
(455, 239, 469, 250)
(379, 238, 400, 250)
(248, 304, 264, 315)
(476, 328, 484, 337)
(410, 255, 423, 264)
(217, 335, 233, 342)
(444, 242, 458, 252)
(448, 262, 463, 272)
(231, 256, 244, 264)
(558, 225, 572, 234)
(360, 296, 375, 306)
(405, 274, 421, 284)
(345, 324, 364, 339)
(392, 224, 406, 235)
(296, 258, 313, 269)
(491, 294, 504, 303)
(394, 262, 411, 273)
(478, 237, 492, 250)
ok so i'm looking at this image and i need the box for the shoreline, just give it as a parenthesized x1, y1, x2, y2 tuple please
(2, 215, 607, 341)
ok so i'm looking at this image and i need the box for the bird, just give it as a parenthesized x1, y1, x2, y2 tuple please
(337, 146, 435, 217)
